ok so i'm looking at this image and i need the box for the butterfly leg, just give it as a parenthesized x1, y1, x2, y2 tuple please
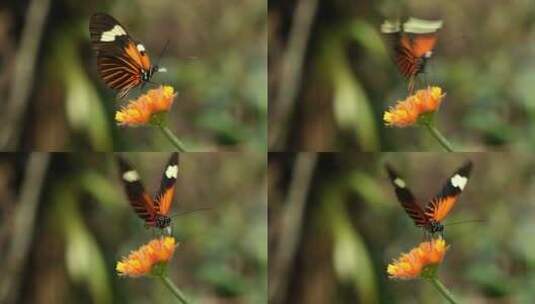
(141, 81, 160, 91)
(422, 72, 429, 89)
(408, 77, 416, 95)
(422, 230, 429, 241)
(156, 39, 170, 67)
(163, 226, 172, 236)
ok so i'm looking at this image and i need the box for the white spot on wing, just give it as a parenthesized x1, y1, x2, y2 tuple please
(136, 44, 146, 52)
(165, 165, 178, 179)
(123, 170, 140, 182)
(451, 174, 468, 190)
(100, 25, 126, 42)
(403, 17, 443, 34)
(393, 178, 406, 188)
(380, 20, 401, 33)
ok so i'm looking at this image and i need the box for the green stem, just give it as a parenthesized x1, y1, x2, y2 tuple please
(159, 275, 190, 304)
(424, 123, 454, 152)
(158, 125, 187, 152)
(429, 277, 459, 304)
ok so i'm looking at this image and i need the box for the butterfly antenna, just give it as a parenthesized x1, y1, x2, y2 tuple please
(444, 219, 486, 226)
(155, 39, 170, 72)
(170, 207, 213, 218)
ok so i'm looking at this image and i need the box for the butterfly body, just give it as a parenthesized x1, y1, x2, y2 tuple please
(386, 161, 472, 235)
(118, 153, 179, 233)
(155, 214, 172, 229)
(424, 219, 443, 234)
(381, 17, 442, 92)
(90, 13, 160, 99)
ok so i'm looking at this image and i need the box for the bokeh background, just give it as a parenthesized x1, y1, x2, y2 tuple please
(269, 0, 535, 151)
(269, 153, 535, 303)
(0, 152, 267, 303)
(0, 0, 266, 151)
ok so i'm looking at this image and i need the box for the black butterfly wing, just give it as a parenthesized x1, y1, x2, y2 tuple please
(381, 20, 419, 93)
(394, 36, 421, 78)
(90, 13, 131, 53)
(117, 155, 158, 227)
(96, 55, 143, 99)
(381, 18, 442, 92)
(89, 13, 148, 98)
(386, 164, 430, 227)
(154, 153, 179, 216)
(425, 161, 473, 223)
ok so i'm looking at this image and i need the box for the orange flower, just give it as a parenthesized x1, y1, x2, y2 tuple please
(116, 236, 177, 277)
(384, 86, 445, 127)
(115, 85, 176, 126)
(387, 237, 448, 280)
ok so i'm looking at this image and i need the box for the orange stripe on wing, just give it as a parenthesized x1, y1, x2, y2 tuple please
(156, 187, 175, 216)
(425, 195, 458, 222)
(124, 42, 151, 71)
(409, 34, 438, 58)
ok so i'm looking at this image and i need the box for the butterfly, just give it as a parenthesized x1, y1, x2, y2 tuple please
(89, 13, 164, 99)
(381, 17, 443, 93)
(117, 153, 179, 234)
(385, 161, 472, 235)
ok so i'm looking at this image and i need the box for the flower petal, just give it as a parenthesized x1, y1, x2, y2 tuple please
(383, 86, 445, 128)
(116, 236, 177, 278)
(115, 85, 176, 127)
(387, 237, 448, 280)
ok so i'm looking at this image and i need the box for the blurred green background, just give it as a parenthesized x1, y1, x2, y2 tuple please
(0, 152, 267, 303)
(269, 153, 535, 303)
(0, 0, 266, 151)
(269, 0, 535, 151)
